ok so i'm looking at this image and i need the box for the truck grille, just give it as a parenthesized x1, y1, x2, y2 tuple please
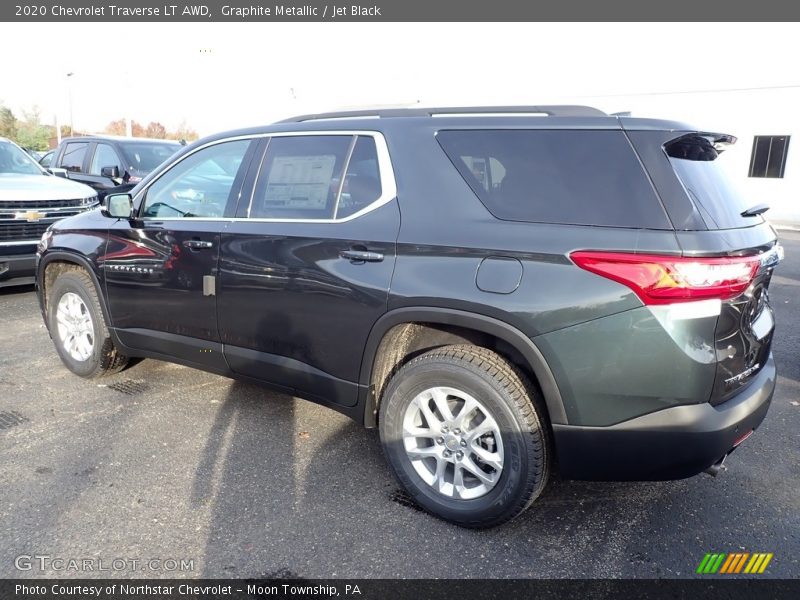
(0, 198, 97, 243)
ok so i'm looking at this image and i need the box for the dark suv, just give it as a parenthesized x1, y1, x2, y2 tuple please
(35, 106, 781, 527)
(50, 135, 181, 199)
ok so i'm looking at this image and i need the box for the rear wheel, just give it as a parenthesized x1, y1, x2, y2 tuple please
(379, 345, 550, 527)
(47, 267, 128, 378)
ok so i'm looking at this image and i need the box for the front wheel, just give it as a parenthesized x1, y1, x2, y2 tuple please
(379, 345, 550, 528)
(47, 267, 128, 378)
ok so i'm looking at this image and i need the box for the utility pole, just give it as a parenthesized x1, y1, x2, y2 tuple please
(66, 72, 74, 136)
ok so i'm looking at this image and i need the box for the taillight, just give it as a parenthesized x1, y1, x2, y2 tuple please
(570, 251, 761, 305)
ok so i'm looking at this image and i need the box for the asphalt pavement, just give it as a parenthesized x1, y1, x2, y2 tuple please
(1, 232, 798, 579)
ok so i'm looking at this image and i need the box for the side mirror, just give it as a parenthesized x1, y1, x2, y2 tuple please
(48, 167, 69, 178)
(100, 165, 120, 179)
(102, 193, 133, 219)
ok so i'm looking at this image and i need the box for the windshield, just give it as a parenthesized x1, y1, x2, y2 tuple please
(0, 141, 44, 175)
(666, 134, 762, 230)
(121, 142, 180, 174)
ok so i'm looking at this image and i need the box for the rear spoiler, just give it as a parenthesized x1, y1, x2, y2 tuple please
(665, 132, 737, 160)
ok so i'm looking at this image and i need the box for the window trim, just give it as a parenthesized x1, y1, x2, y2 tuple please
(133, 130, 397, 224)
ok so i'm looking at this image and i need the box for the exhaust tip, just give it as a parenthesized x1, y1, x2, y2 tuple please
(704, 456, 729, 477)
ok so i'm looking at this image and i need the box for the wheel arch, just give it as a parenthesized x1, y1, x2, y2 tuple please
(38, 251, 114, 336)
(359, 307, 567, 428)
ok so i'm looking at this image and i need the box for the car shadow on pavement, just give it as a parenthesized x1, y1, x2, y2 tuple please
(194, 373, 798, 578)
(195, 378, 400, 577)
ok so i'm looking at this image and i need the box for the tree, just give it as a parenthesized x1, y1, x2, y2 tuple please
(144, 121, 167, 139)
(101, 117, 198, 142)
(167, 120, 199, 142)
(103, 118, 146, 137)
(0, 104, 17, 139)
(15, 107, 52, 150)
(104, 119, 127, 136)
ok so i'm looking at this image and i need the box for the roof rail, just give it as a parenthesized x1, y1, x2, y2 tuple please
(277, 105, 607, 123)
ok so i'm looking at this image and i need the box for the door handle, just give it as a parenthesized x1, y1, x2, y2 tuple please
(183, 239, 214, 250)
(340, 249, 384, 263)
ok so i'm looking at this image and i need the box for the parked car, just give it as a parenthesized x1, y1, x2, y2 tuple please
(36, 106, 781, 527)
(23, 148, 44, 161)
(0, 137, 97, 287)
(49, 135, 181, 200)
(38, 149, 55, 168)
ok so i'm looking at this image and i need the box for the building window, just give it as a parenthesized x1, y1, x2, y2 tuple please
(749, 135, 790, 178)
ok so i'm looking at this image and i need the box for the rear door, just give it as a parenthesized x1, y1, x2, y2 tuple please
(626, 127, 781, 403)
(217, 132, 400, 406)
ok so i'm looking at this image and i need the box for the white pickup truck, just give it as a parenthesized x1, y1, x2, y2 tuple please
(0, 137, 97, 287)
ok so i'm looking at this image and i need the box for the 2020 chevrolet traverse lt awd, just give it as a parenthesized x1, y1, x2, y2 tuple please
(36, 106, 781, 527)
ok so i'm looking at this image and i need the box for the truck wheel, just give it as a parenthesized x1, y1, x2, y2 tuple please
(379, 345, 550, 528)
(47, 267, 128, 378)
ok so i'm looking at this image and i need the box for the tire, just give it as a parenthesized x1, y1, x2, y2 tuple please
(46, 267, 128, 378)
(379, 344, 550, 528)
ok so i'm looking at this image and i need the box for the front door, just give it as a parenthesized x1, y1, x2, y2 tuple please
(83, 142, 125, 197)
(103, 138, 257, 371)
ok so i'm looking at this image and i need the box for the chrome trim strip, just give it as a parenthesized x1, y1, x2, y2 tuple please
(0, 215, 84, 223)
(0, 204, 98, 215)
(134, 130, 398, 225)
(0, 240, 40, 246)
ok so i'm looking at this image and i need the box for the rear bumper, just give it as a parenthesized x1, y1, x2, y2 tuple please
(553, 354, 776, 480)
(0, 251, 37, 288)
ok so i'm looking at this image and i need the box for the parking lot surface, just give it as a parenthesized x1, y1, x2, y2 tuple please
(1, 232, 798, 579)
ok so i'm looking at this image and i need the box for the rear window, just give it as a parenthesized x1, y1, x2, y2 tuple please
(665, 134, 762, 230)
(120, 142, 180, 174)
(437, 129, 669, 229)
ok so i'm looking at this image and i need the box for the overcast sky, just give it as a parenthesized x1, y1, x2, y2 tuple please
(2, 22, 798, 135)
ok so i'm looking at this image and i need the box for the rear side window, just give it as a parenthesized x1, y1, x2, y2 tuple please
(337, 136, 382, 219)
(437, 130, 669, 228)
(666, 134, 763, 229)
(250, 135, 352, 220)
(61, 142, 88, 173)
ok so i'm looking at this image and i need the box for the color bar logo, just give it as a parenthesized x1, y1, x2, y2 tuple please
(696, 552, 773, 574)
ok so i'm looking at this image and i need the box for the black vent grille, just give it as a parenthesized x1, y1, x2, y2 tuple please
(0, 221, 51, 242)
